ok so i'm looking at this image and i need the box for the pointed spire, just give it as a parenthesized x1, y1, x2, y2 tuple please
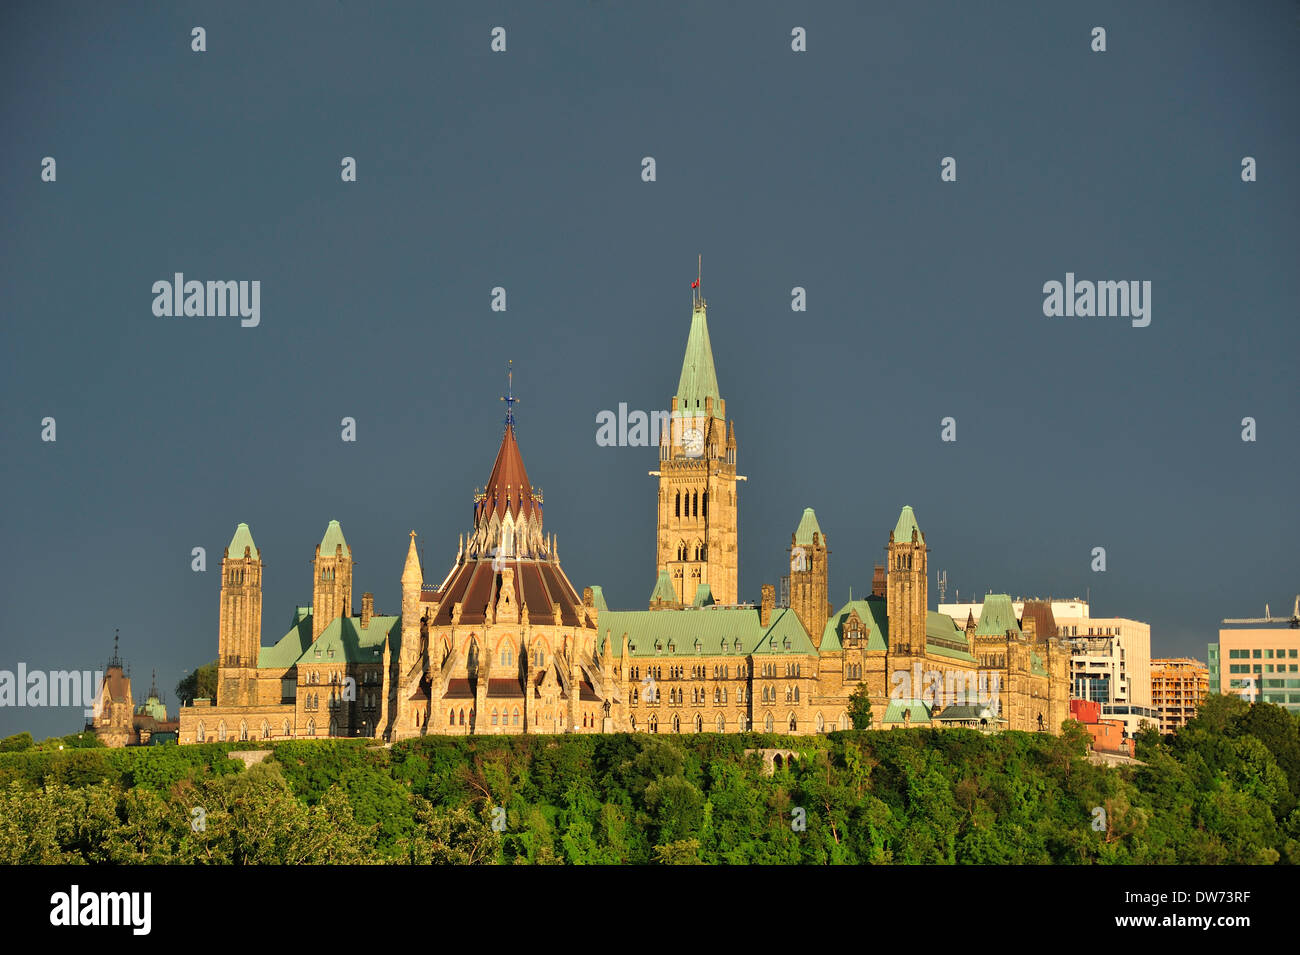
(319, 520, 350, 557)
(793, 507, 824, 547)
(402, 531, 422, 584)
(228, 522, 258, 559)
(675, 292, 722, 419)
(478, 375, 540, 527)
(891, 505, 922, 544)
(108, 628, 122, 670)
(726, 419, 736, 448)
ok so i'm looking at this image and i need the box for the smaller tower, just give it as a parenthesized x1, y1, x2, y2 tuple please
(886, 506, 928, 657)
(218, 523, 263, 706)
(788, 508, 829, 646)
(312, 520, 353, 640)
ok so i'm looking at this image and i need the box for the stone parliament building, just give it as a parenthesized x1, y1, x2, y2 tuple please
(178, 285, 1070, 744)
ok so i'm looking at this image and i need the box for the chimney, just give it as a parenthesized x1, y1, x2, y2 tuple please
(761, 584, 775, 628)
(871, 564, 886, 597)
(360, 592, 373, 629)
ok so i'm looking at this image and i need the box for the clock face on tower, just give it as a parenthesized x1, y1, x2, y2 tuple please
(791, 546, 808, 573)
(682, 428, 704, 458)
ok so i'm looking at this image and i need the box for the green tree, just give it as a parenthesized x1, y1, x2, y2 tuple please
(0, 732, 33, 752)
(402, 799, 499, 864)
(176, 660, 218, 706)
(847, 684, 873, 729)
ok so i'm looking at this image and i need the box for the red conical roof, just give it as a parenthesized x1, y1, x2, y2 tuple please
(477, 423, 539, 523)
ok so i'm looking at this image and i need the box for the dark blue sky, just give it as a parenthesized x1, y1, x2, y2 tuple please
(2, 1, 1296, 740)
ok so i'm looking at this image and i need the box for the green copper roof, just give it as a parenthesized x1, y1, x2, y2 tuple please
(750, 608, 817, 655)
(692, 583, 715, 607)
(674, 302, 722, 418)
(227, 522, 258, 558)
(258, 615, 313, 669)
(925, 611, 977, 662)
(588, 585, 609, 613)
(319, 520, 350, 557)
(972, 594, 1022, 638)
(596, 606, 812, 658)
(306, 615, 400, 664)
(134, 697, 168, 722)
(892, 506, 922, 543)
(793, 508, 824, 546)
(821, 598, 889, 652)
(882, 699, 932, 725)
(649, 570, 678, 606)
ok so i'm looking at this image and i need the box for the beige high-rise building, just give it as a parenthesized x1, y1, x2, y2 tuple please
(1150, 658, 1209, 732)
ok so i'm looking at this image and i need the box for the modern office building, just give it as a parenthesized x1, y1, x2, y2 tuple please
(1210, 625, 1300, 712)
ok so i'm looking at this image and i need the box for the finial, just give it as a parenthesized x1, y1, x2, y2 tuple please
(409, 530, 416, 540)
(691, 254, 701, 305)
(499, 359, 519, 430)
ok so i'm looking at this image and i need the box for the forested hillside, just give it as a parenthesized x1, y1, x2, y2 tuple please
(1, 695, 1296, 864)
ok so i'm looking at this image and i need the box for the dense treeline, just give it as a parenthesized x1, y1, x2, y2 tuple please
(0, 695, 1296, 864)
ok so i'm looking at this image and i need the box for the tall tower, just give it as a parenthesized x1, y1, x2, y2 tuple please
(655, 268, 740, 606)
(312, 520, 353, 640)
(886, 506, 928, 657)
(218, 523, 262, 706)
(788, 508, 830, 646)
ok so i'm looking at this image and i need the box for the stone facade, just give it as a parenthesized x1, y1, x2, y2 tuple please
(178, 282, 1072, 743)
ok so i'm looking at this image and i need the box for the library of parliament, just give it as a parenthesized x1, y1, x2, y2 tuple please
(177, 279, 1071, 744)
